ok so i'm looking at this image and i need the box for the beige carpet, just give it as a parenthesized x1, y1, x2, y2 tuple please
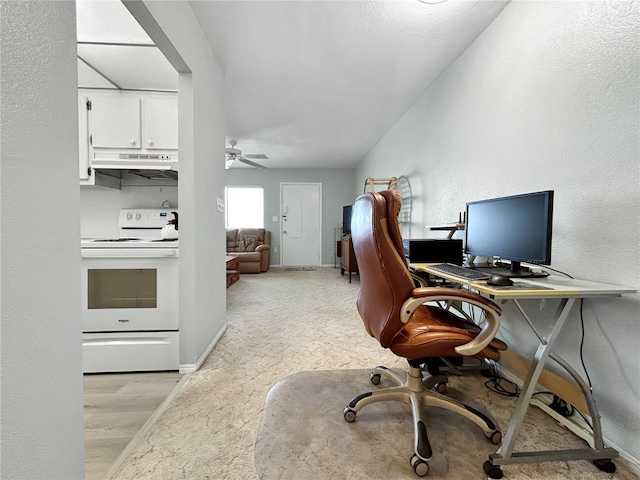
(111, 268, 638, 479)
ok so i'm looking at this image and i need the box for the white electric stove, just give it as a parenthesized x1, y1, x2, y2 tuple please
(81, 209, 179, 373)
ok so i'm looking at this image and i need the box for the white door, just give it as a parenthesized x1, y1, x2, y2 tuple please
(281, 183, 322, 267)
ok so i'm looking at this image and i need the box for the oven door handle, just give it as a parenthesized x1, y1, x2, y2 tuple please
(81, 248, 178, 258)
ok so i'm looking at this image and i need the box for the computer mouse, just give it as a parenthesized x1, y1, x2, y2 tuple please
(487, 274, 514, 286)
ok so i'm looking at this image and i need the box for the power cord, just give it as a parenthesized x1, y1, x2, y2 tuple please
(484, 366, 578, 419)
(579, 298, 594, 389)
(540, 266, 574, 279)
(550, 395, 574, 417)
(483, 360, 520, 397)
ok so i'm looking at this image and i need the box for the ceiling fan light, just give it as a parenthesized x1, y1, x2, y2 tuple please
(225, 158, 235, 169)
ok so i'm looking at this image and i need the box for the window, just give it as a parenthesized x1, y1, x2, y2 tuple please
(225, 186, 264, 228)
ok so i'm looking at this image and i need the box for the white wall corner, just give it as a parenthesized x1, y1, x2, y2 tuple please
(179, 323, 227, 374)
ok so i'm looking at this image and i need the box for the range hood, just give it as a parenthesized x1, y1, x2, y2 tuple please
(86, 152, 178, 189)
(92, 152, 178, 172)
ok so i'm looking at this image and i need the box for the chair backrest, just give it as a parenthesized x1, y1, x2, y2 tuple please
(351, 190, 415, 348)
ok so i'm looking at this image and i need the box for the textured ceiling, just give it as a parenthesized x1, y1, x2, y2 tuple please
(76, 0, 177, 91)
(190, 0, 509, 168)
(76, 0, 509, 169)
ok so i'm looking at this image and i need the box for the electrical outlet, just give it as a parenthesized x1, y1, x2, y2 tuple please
(274, 247, 278, 253)
(272, 216, 278, 222)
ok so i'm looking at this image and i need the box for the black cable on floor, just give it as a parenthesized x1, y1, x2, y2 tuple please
(484, 361, 520, 397)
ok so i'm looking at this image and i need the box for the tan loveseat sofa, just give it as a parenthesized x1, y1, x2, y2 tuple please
(226, 228, 271, 273)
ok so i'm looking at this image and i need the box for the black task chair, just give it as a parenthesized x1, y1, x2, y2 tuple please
(343, 190, 507, 477)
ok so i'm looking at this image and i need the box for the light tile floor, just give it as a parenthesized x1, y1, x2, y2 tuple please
(84, 371, 182, 480)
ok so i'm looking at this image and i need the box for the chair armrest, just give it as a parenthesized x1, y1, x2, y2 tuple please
(256, 244, 271, 252)
(400, 287, 502, 356)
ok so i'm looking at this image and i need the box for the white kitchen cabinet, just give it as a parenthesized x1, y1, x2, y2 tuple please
(78, 90, 178, 187)
(78, 95, 91, 180)
(81, 89, 178, 152)
(143, 97, 178, 150)
(90, 96, 142, 149)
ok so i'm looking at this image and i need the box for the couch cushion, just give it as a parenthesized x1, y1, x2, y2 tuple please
(227, 229, 239, 251)
(235, 251, 261, 262)
(238, 233, 259, 252)
(237, 228, 265, 244)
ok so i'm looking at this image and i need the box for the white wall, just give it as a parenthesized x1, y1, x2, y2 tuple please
(136, 1, 227, 369)
(80, 185, 178, 238)
(356, 1, 640, 462)
(226, 168, 356, 265)
(0, 1, 85, 477)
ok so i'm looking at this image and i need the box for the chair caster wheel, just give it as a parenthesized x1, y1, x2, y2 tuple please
(369, 372, 381, 385)
(483, 460, 503, 479)
(433, 382, 447, 394)
(343, 407, 356, 423)
(410, 453, 429, 477)
(485, 430, 502, 445)
(593, 458, 616, 473)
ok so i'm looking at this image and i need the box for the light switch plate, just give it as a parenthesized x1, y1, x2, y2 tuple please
(272, 216, 278, 222)
(217, 197, 224, 213)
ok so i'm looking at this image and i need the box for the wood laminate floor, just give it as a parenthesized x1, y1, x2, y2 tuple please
(84, 371, 183, 480)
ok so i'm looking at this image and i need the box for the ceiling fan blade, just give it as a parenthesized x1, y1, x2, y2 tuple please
(244, 154, 268, 160)
(238, 157, 267, 169)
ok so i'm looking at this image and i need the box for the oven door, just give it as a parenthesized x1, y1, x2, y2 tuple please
(81, 248, 178, 332)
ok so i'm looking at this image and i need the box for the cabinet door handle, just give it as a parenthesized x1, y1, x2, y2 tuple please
(129, 138, 136, 145)
(147, 139, 154, 146)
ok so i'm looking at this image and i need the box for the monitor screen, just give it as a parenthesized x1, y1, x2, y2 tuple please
(342, 205, 353, 235)
(465, 190, 554, 270)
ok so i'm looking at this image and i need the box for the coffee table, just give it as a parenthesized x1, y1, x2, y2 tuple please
(226, 255, 240, 287)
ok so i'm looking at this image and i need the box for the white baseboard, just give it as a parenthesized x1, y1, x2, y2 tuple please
(496, 364, 640, 474)
(179, 323, 227, 374)
(273, 264, 338, 268)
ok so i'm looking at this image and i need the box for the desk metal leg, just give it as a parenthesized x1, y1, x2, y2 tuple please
(486, 297, 618, 476)
(496, 298, 575, 459)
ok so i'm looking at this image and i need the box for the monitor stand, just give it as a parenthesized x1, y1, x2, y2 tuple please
(474, 261, 548, 279)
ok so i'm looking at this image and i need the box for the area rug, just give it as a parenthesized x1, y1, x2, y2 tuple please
(255, 369, 507, 480)
(255, 369, 638, 480)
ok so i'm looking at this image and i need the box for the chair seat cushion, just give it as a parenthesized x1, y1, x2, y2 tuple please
(390, 305, 507, 362)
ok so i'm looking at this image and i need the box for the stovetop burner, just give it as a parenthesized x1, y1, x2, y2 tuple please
(92, 238, 141, 242)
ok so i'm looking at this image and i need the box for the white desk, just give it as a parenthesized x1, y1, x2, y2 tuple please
(411, 263, 636, 477)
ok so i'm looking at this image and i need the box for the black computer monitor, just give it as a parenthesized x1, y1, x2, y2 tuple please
(465, 190, 554, 274)
(342, 205, 353, 236)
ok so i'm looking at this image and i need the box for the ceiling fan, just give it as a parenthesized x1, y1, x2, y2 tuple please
(225, 140, 268, 169)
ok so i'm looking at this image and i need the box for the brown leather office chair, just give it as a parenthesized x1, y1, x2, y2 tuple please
(343, 190, 507, 477)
